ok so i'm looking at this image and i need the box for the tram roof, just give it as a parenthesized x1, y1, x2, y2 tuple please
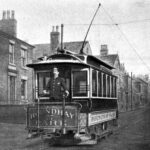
(27, 52, 114, 70)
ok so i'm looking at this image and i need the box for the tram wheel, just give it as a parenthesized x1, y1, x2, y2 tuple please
(91, 133, 98, 140)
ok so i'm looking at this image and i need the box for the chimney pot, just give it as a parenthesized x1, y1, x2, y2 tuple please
(56, 25, 59, 32)
(7, 10, 10, 19)
(2, 11, 6, 19)
(52, 26, 55, 32)
(11, 10, 15, 19)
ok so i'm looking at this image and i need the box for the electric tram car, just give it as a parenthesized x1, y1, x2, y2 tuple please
(26, 50, 118, 145)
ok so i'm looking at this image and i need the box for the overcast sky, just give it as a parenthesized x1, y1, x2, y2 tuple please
(1, 0, 150, 75)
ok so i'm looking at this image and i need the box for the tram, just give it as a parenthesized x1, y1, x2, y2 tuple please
(26, 49, 118, 145)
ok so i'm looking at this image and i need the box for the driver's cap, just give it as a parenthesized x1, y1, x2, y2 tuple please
(53, 67, 59, 73)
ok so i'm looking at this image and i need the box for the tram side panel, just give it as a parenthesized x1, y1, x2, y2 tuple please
(75, 98, 118, 131)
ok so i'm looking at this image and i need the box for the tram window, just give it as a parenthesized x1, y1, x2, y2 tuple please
(72, 70, 88, 97)
(114, 78, 117, 97)
(112, 77, 116, 97)
(92, 70, 97, 96)
(37, 68, 70, 97)
(98, 72, 102, 97)
(107, 75, 110, 97)
(103, 74, 106, 97)
(37, 72, 51, 96)
(111, 77, 113, 97)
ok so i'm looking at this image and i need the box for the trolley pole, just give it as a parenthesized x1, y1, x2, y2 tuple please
(131, 72, 133, 110)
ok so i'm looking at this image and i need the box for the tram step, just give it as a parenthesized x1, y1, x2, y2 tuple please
(77, 139, 97, 145)
(98, 129, 113, 138)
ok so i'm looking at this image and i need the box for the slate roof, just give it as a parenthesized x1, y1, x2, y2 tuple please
(33, 41, 91, 59)
(0, 30, 34, 48)
(95, 54, 118, 66)
(63, 41, 88, 53)
(33, 43, 51, 59)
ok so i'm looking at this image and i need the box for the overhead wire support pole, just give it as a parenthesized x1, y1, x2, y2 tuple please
(80, 3, 101, 54)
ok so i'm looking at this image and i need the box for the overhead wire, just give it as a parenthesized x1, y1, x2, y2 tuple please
(63, 19, 150, 26)
(59, 5, 150, 73)
(100, 4, 150, 73)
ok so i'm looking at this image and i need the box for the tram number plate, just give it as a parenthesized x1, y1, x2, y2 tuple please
(27, 105, 78, 128)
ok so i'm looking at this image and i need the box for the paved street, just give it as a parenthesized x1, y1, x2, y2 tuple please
(0, 105, 150, 150)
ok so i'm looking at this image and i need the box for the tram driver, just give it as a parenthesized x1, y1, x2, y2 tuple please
(43, 67, 69, 101)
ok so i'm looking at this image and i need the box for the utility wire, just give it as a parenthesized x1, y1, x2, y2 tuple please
(63, 19, 150, 26)
(101, 4, 150, 73)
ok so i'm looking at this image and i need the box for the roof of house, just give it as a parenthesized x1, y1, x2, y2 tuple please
(63, 41, 88, 53)
(34, 41, 91, 59)
(0, 30, 34, 48)
(33, 43, 51, 59)
(95, 54, 118, 66)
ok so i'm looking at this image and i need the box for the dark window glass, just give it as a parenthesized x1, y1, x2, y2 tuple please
(73, 70, 88, 97)
(21, 79, 26, 97)
(98, 72, 102, 97)
(107, 75, 110, 97)
(92, 70, 97, 96)
(9, 43, 14, 64)
(103, 74, 106, 97)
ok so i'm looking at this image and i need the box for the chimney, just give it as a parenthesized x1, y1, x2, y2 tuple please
(100, 44, 108, 56)
(50, 25, 60, 54)
(0, 10, 17, 37)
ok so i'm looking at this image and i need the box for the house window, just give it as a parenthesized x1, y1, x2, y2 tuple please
(21, 48, 27, 67)
(9, 76, 16, 102)
(21, 79, 27, 99)
(9, 43, 14, 64)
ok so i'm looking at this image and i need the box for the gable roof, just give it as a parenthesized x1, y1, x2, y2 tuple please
(63, 41, 89, 53)
(0, 30, 34, 48)
(95, 54, 118, 67)
(33, 43, 51, 59)
(34, 41, 92, 59)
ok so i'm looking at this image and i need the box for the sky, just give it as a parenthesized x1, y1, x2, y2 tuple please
(1, 0, 150, 75)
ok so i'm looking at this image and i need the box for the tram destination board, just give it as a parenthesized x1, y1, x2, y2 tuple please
(27, 104, 78, 128)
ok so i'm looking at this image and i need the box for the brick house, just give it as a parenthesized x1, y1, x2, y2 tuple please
(33, 26, 92, 60)
(133, 76, 148, 106)
(124, 74, 149, 110)
(0, 10, 34, 104)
